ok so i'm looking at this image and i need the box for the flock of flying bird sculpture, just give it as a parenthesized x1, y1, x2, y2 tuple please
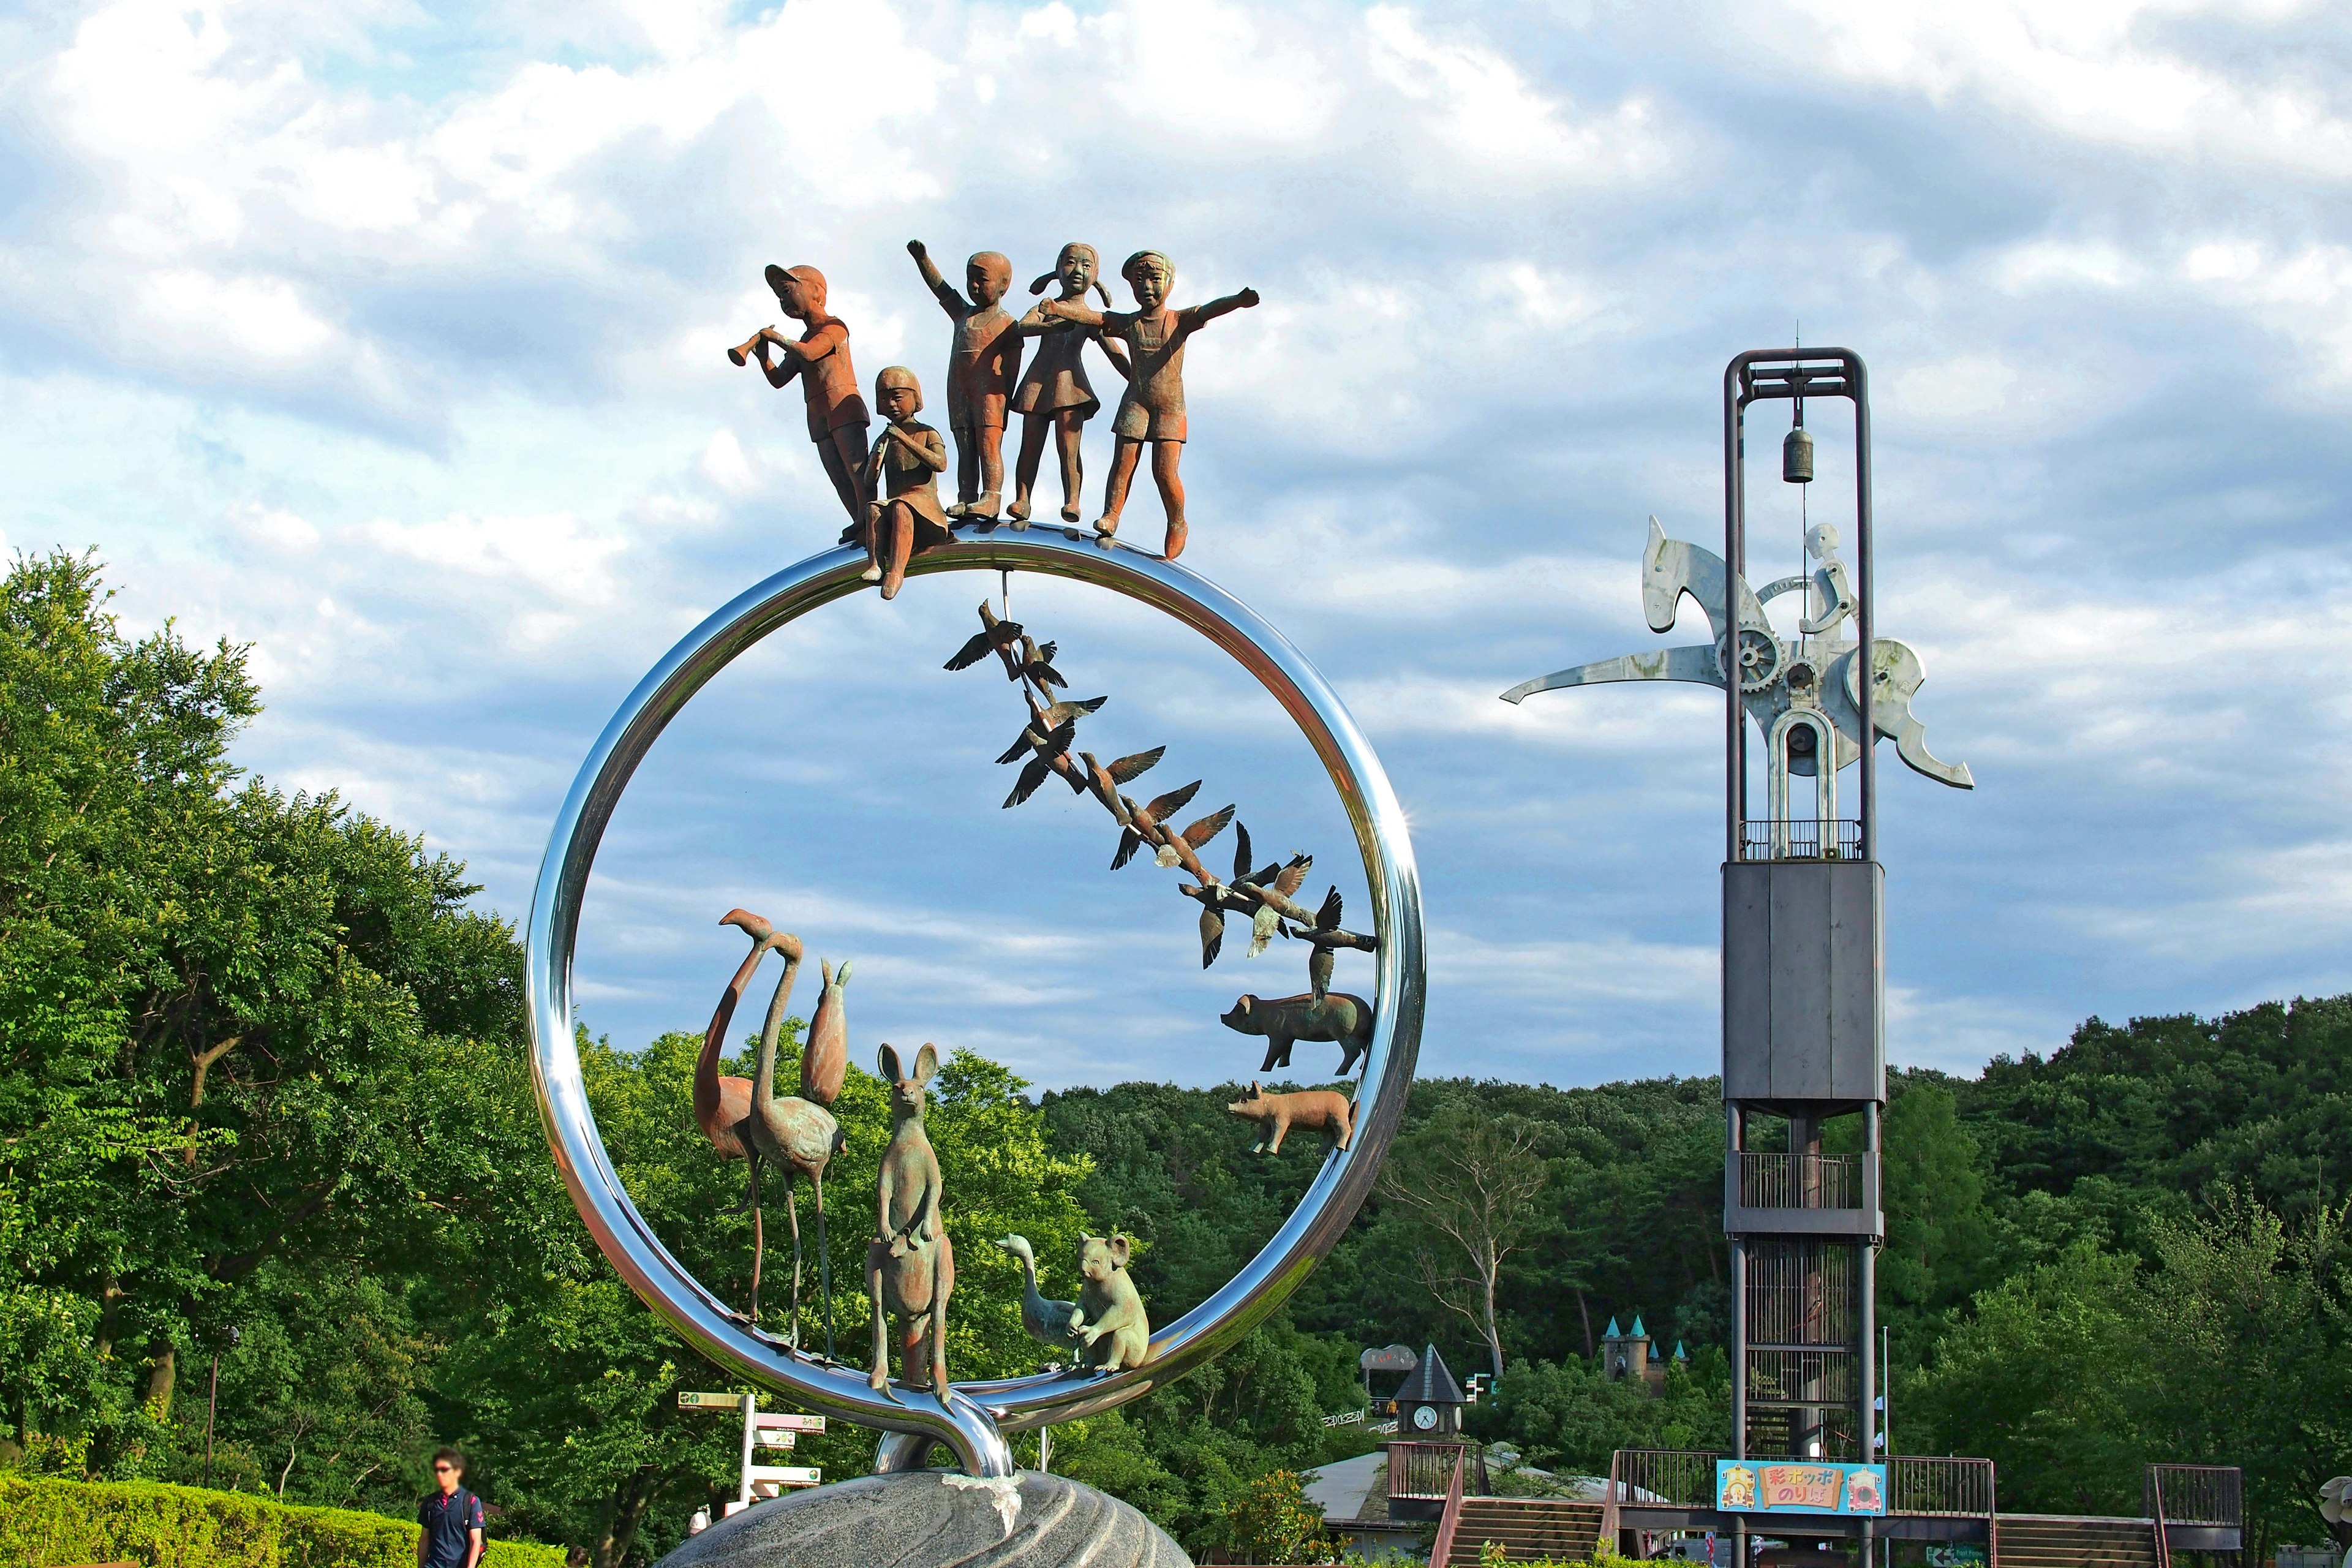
(943, 599, 1379, 998)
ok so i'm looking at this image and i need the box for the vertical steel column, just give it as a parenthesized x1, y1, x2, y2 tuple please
(1724, 359, 1747, 865)
(1849, 353, 1875, 865)
(1730, 1236, 1747, 1459)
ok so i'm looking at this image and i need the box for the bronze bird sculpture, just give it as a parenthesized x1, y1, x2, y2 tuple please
(1246, 853, 1316, 956)
(944, 601, 1024, 672)
(998, 1234, 1084, 1355)
(1154, 801, 1235, 873)
(1283, 884, 1379, 1000)
(1178, 821, 1278, 967)
(1003, 719, 1080, 807)
(1115, 780, 1201, 870)
(745, 942, 846, 1354)
(1016, 635, 1067, 690)
(695, 910, 791, 1184)
(1079, 747, 1165, 819)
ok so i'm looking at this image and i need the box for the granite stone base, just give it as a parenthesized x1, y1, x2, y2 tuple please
(653, 1469, 1191, 1568)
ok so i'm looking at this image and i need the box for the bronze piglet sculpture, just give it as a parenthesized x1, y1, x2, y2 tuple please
(1225, 1080, 1353, 1155)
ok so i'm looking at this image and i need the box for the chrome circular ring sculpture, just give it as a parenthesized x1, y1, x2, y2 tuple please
(526, 528, 1425, 1479)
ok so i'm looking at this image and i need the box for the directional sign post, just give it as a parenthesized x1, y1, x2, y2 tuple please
(677, 1393, 826, 1510)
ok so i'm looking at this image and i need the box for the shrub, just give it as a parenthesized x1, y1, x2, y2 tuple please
(0, 1476, 566, 1567)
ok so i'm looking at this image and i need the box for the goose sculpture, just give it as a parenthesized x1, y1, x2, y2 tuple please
(998, 1234, 1084, 1356)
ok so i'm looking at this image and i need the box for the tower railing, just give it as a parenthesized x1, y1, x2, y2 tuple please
(1738, 1152, 1863, 1209)
(1738, 817, 1862, 861)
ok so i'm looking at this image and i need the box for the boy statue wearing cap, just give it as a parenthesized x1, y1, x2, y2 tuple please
(907, 240, 1023, 524)
(861, 366, 951, 601)
(739, 264, 872, 530)
(1040, 251, 1257, 561)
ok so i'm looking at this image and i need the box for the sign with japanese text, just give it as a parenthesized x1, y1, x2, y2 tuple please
(1714, 1460, 1888, 1516)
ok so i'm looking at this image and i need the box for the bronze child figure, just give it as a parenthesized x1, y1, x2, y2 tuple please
(908, 241, 1022, 522)
(1040, 250, 1259, 560)
(859, 366, 951, 601)
(867, 1043, 954, 1394)
(733, 264, 871, 530)
(1008, 243, 1129, 527)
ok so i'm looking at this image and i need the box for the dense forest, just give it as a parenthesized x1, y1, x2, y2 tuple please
(2, 552, 2346, 1563)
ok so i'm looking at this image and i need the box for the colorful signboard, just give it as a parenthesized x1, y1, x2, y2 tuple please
(1714, 1460, 1888, 1517)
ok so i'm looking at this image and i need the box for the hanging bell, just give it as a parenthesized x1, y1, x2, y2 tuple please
(1782, 418, 1814, 484)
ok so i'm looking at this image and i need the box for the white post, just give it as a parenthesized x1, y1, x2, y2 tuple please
(738, 1392, 758, 1509)
(1038, 1427, 1051, 1475)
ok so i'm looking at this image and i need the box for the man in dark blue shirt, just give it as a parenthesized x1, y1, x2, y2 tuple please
(418, 1447, 485, 1568)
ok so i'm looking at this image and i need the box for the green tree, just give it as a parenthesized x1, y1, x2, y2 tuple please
(1224, 1468, 1328, 1564)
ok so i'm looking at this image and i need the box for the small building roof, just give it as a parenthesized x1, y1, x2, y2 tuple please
(1630, 1314, 1648, 1339)
(1395, 1343, 1466, 1406)
(1602, 1316, 1623, 1339)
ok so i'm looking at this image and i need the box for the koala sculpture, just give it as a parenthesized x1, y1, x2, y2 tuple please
(1074, 1234, 1152, 1372)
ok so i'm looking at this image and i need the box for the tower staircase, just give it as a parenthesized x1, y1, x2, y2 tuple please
(1441, 1496, 1607, 1565)
(1993, 1513, 2159, 1568)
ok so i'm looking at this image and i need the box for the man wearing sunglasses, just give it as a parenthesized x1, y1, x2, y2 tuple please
(418, 1447, 486, 1568)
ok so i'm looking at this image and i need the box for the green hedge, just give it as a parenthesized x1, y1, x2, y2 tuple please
(0, 1477, 568, 1568)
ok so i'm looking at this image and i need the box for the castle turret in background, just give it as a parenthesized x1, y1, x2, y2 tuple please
(1602, 1315, 1666, 1393)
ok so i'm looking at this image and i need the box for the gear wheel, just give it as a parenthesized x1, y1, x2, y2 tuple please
(1717, 624, 1784, 693)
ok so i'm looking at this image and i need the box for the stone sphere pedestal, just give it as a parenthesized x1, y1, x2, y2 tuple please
(653, 1470, 1191, 1567)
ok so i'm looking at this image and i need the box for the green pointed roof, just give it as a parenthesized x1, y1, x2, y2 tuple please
(1602, 1317, 1623, 1339)
(1674, 1341, 1688, 1360)
(1630, 1315, 1648, 1338)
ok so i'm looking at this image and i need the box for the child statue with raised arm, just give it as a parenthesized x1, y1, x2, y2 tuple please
(733, 264, 871, 531)
(907, 241, 1023, 524)
(1040, 250, 1258, 561)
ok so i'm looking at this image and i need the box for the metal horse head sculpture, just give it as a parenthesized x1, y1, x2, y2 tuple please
(1503, 516, 1973, 791)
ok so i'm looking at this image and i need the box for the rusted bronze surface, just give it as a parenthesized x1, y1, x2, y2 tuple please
(1039, 251, 1258, 560)
(860, 366, 951, 600)
(1226, 1081, 1354, 1155)
(910, 241, 1023, 522)
(1074, 1234, 1152, 1371)
(801, 959, 851, 1107)
(736, 265, 870, 527)
(868, 1044, 954, 1393)
(1009, 243, 1130, 527)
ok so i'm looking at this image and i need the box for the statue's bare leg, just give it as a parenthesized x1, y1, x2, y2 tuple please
(1055, 410, 1085, 522)
(1150, 442, 1187, 560)
(784, 1173, 802, 1351)
(1095, 439, 1144, 540)
(814, 1170, 834, 1362)
(818, 424, 866, 526)
(972, 424, 1005, 519)
(880, 503, 915, 601)
(949, 424, 979, 513)
(1009, 414, 1051, 526)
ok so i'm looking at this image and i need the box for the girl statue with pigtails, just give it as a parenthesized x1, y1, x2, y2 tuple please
(1006, 243, 1133, 527)
(1040, 249, 1259, 562)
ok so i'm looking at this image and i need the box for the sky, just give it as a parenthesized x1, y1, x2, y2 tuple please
(4, 0, 2350, 1094)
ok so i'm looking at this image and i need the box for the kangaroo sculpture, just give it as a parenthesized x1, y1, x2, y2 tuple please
(867, 1042, 954, 1395)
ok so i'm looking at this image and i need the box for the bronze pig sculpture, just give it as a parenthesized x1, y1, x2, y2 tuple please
(1225, 1080, 1353, 1155)
(1075, 1233, 1152, 1371)
(1220, 990, 1373, 1075)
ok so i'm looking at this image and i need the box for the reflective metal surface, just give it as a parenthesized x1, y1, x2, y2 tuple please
(526, 527, 1426, 1477)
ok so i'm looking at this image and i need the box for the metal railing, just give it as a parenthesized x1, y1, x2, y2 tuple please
(1740, 818, 1862, 861)
(1739, 1152, 1863, 1209)
(1429, 1446, 1468, 1568)
(1891, 1455, 1995, 1517)
(1742, 1347, 1859, 1406)
(2146, 1464, 2240, 1528)
(1611, 1447, 1723, 1509)
(1388, 1440, 1488, 1501)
